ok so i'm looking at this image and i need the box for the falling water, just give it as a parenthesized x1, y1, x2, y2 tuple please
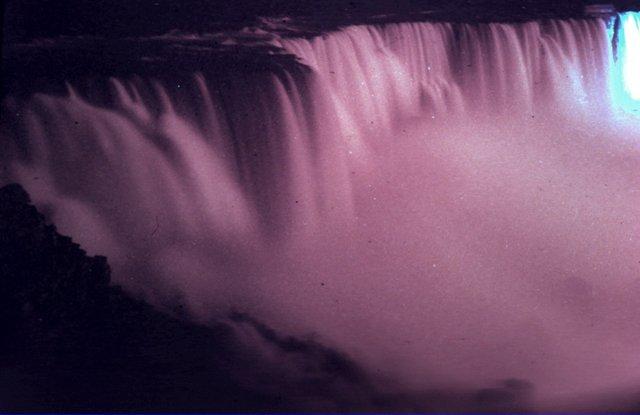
(2, 12, 640, 407)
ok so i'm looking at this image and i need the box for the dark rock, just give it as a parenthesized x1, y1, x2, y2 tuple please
(0, 183, 286, 411)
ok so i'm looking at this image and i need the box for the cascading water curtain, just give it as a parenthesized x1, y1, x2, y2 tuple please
(612, 12, 640, 114)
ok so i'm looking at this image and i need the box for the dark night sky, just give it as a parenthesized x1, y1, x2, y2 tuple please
(3, 0, 639, 43)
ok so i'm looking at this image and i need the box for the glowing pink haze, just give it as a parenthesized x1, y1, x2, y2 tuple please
(2, 13, 640, 409)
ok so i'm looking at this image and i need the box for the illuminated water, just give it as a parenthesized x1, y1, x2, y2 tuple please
(613, 12, 640, 113)
(2, 11, 640, 408)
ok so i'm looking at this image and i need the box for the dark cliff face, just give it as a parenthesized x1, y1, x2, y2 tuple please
(0, 183, 378, 412)
(0, 183, 111, 350)
(0, 183, 253, 411)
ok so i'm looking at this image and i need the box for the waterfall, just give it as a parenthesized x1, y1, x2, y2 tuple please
(2, 16, 625, 245)
(278, 17, 613, 118)
(2, 11, 640, 405)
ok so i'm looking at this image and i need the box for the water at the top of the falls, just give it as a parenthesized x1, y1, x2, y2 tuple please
(8, 12, 635, 117)
(6, 12, 637, 113)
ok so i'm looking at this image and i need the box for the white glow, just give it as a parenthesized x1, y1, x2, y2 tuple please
(613, 12, 640, 114)
(621, 13, 640, 100)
